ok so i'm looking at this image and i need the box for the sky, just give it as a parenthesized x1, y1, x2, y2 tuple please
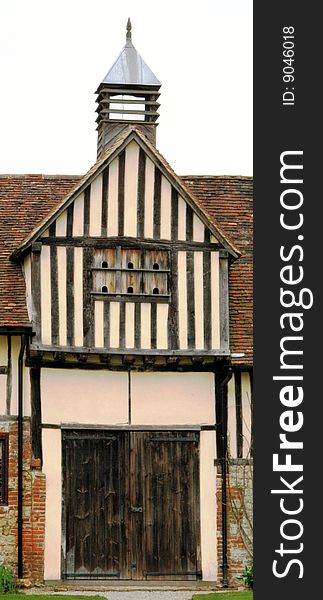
(0, 0, 252, 176)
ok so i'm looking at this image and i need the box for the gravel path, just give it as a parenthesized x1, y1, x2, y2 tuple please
(52, 591, 212, 600)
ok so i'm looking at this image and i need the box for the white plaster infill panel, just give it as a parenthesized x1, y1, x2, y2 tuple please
(200, 431, 217, 580)
(0, 377, 6, 415)
(130, 371, 215, 425)
(41, 369, 128, 425)
(242, 372, 252, 458)
(0, 336, 7, 415)
(43, 428, 61, 580)
(10, 336, 20, 416)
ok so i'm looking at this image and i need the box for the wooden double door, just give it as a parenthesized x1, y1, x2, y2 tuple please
(62, 430, 201, 580)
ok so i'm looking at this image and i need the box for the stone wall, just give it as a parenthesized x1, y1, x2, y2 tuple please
(0, 419, 46, 583)
(217, 460, 253, 587)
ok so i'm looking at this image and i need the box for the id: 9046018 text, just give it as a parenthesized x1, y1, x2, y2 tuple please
(282, 26, 295, 107)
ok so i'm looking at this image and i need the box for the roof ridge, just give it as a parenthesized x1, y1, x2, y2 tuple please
(181, 175, 253, 180)
(0, 174, 82, 180)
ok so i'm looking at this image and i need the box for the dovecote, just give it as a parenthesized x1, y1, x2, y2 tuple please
(96, 19, 161, 156)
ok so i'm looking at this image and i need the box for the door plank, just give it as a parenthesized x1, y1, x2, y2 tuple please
(62, 430, 201, 581)
(141, 431, 200, 580)
(62, 431, 127, 579)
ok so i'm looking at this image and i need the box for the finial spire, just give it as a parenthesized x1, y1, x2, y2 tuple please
(126, 18, 132, 43)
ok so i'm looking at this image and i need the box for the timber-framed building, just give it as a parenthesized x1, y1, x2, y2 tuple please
(0, 22, 253, 587)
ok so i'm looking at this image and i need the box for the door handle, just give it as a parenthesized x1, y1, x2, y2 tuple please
(130, 506, 143, 513)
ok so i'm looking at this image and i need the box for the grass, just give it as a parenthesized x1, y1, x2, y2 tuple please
(193, 593, 253, 600)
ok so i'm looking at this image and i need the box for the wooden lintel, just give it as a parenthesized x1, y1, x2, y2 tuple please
(39, 236, 222, 252)
(28, 343, 230, 358)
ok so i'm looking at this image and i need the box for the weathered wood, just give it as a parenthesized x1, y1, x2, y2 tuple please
(91, 293, 169, 304)
(29, 357, 218, 372)
(116, 246, 121, 293)
(137, 147, 146, 239)
(186, 206, 193, 242)
(171, 186, 178, 241)
(215, 371, 228, 459)
(191, 356, 205, 364)
(187, 251, 195, 348)
(83, 187, 90, 237)
(92, 267, 170, 273)
(129, 432, 144, 580)
(104, 97, 160, 106)
(234, 371, 243, 458)
(66, 247, 74, 346)
(62, 431, 126, 579)
(119, 302, 125, 349)
(134, 302, 141, 349)
(66, 203, 74, 238)
(150, 302, 157, 349)
(28, 342, 228, 357)
(140, 431, 200, 580)
(100, 108, 159, 117)
(203, 251, 211, 350)
(31, 245, 41, 342)
(50, 245, 59, 345)
(153, 167, 161, 239)
(103, 301, 110, 348)
(40, 236, 222, 251)
(219, 256, 230, 350)
(59, 425, 202, 431)
(49, 222, 56, 237)
(30, 365, 42, 464)
(58, 430, 201, 580)
(101, 167, 109, 236)
(219, 249, 229, 258)
(204, 228, 210, 243)
(118, 150, 125, 236)
(83, 248, 93, 347)
(53, 351, 66, 362)
(122, 355, 136, 365)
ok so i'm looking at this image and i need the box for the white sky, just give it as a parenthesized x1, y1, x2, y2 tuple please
(0, 0, 252, 176)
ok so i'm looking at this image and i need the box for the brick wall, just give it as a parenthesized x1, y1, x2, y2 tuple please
(0, 420, 46, 583)
(217, 461, 253, 587)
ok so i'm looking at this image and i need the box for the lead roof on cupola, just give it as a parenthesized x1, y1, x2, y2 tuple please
(100, 19, 161, 88)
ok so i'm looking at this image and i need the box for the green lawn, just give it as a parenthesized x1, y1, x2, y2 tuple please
(193, 593, 253, 600)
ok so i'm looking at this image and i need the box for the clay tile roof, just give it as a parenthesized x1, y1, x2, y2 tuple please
(182, 176, 253, 365)
(0, 172, 253, 365)
(0, 174, 81, 328)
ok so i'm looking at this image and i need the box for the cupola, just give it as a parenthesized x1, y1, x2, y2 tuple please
(96, 19, 161, 158)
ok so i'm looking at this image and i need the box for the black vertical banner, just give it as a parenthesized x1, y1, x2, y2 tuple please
(254, 2, 321, 598)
